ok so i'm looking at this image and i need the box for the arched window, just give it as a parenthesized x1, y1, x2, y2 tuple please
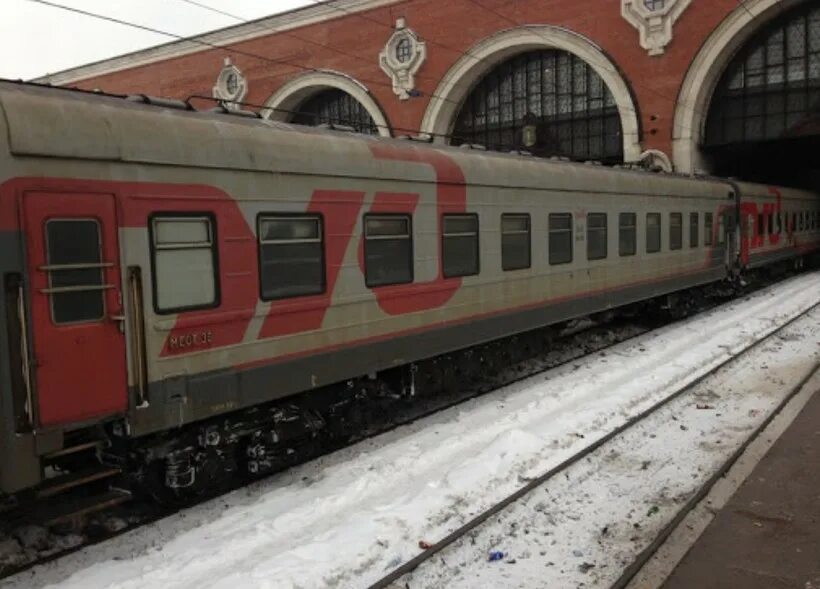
(705, 4, 820, 146)
(291, 88, 378, 135)
(452, 50, 623, 163)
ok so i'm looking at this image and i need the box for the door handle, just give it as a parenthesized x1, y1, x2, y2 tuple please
(110, 314, 126, 333)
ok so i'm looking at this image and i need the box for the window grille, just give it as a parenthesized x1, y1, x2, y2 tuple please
(292, 89, 378, 135)
(706, 5, 820, 146)
(452, 50, 623, 162)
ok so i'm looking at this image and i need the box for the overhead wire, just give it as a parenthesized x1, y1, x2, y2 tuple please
(25, 0, 465, 112)
(26, 0, 598, 153)
(27, 0, 776, 159)
(172, 0, 453, 89)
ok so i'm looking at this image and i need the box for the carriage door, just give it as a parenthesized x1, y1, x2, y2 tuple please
(23, 192, 127, 427)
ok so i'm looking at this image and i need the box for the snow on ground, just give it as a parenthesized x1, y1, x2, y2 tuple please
(5, 272, 820, 589)
(403, 305, 820, 588)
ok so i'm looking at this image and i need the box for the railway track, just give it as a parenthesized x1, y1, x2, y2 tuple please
(368, 300, 820, 589)
(0, 273, 810, 583)
(0, 312, 656, 579)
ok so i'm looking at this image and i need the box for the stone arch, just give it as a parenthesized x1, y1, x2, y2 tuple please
(672, 0, 810, 173)
(261, 70, 392, 137)
(420, 25, 641, 162)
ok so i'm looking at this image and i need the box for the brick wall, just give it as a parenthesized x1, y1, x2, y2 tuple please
(70, 0, 747, 158)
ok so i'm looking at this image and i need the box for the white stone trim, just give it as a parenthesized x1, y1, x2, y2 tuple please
(420, 25, 642, 163)
(638, 149, 674, 172)
(621, 0, 692, 57)
(672, 0, 806, 174)
(379, 18, 427, 100)
(212, 58, 248, 110)
(34, 0, 401, 86)
(260, 70, 391, 137)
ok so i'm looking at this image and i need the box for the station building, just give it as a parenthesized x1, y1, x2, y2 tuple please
(38, 0, 820, 187)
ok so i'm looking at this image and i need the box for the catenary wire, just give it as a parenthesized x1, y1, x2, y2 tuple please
(172, 0, 455, 89)
(27, 0, 765, 157)
(25, 0, 466, 111)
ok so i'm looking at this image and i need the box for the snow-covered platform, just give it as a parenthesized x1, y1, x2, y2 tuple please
(5, 272, 820, 589)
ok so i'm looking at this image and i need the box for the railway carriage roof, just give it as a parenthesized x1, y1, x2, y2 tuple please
(0, 81, 811, 201)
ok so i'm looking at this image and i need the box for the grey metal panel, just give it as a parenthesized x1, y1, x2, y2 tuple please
(746, 248, 801, 269)
(129, 266, 726, 436)
(0, 82, 735, 199)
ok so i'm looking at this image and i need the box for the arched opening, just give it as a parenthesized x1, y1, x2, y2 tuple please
(421, 26, 641, 163)
(451, 49, 624, 162)
(703, 3, 820, 184)
(262, 71, 391, 137)
(291, 88, 378, 135)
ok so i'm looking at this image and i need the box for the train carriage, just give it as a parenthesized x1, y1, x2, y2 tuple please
(0, 81, 817, 501)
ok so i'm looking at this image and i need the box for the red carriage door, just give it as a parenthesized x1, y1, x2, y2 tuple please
(23, 192, 127, 427)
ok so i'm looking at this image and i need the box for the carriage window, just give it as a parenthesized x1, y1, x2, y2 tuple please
(619, 213, 636, 257)
(646, 213, 661, 253)
(775, 212, 782, 235)
(757, 213, 764, 236)
(792, 212, 797, 232)
(549, 213, 573, 265)
(587, 213, 607, 261)
(45, 219, 105, 324)
(670, 213, 682, 250)
(443, 214, 479, 277)
(705, 213, 713, 246)
(690, 213, 699, 248)
(364, 215, 413, 287)
(767, 213, 773, 236)
(259, 215, 324, 299)
(152, 217, 217, 313)
(718, 213, 725, 245)
(501, 214, 531, 271)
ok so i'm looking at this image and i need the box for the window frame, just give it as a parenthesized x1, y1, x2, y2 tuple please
(149, 213, 220, 315)
(619, 212, 637, 257)
(257, 213, 327, 301)
(44, 217, 107, 326)
(670, 212, 683, 251)
(500, 213, 532, 271)
(548, 213, 574, 266)
(704, 212, 714, 246)
(586, 212, 608, 261)
(645, 212, 661, 254)
(690, 212, 699, 249)
(442, 213, 480, 278)
(363, 213, 414, 288)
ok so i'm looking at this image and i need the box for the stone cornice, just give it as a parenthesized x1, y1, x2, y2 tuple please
(34, 0, 401, 86)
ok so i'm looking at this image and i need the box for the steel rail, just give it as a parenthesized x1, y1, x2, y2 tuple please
(611, 358, 820, 589)
(366, 300, 820, 589)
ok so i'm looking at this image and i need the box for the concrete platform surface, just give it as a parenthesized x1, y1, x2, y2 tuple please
(661, 386, 820, 589)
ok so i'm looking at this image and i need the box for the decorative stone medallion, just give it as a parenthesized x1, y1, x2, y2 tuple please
(621, 0, 692, 56)
(212, 57, 248, 110)
(379, 18, 427, 100)
(637, 149, 674, 172)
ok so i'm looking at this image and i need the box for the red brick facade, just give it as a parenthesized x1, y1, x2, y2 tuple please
(43, 0, 811, 174)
